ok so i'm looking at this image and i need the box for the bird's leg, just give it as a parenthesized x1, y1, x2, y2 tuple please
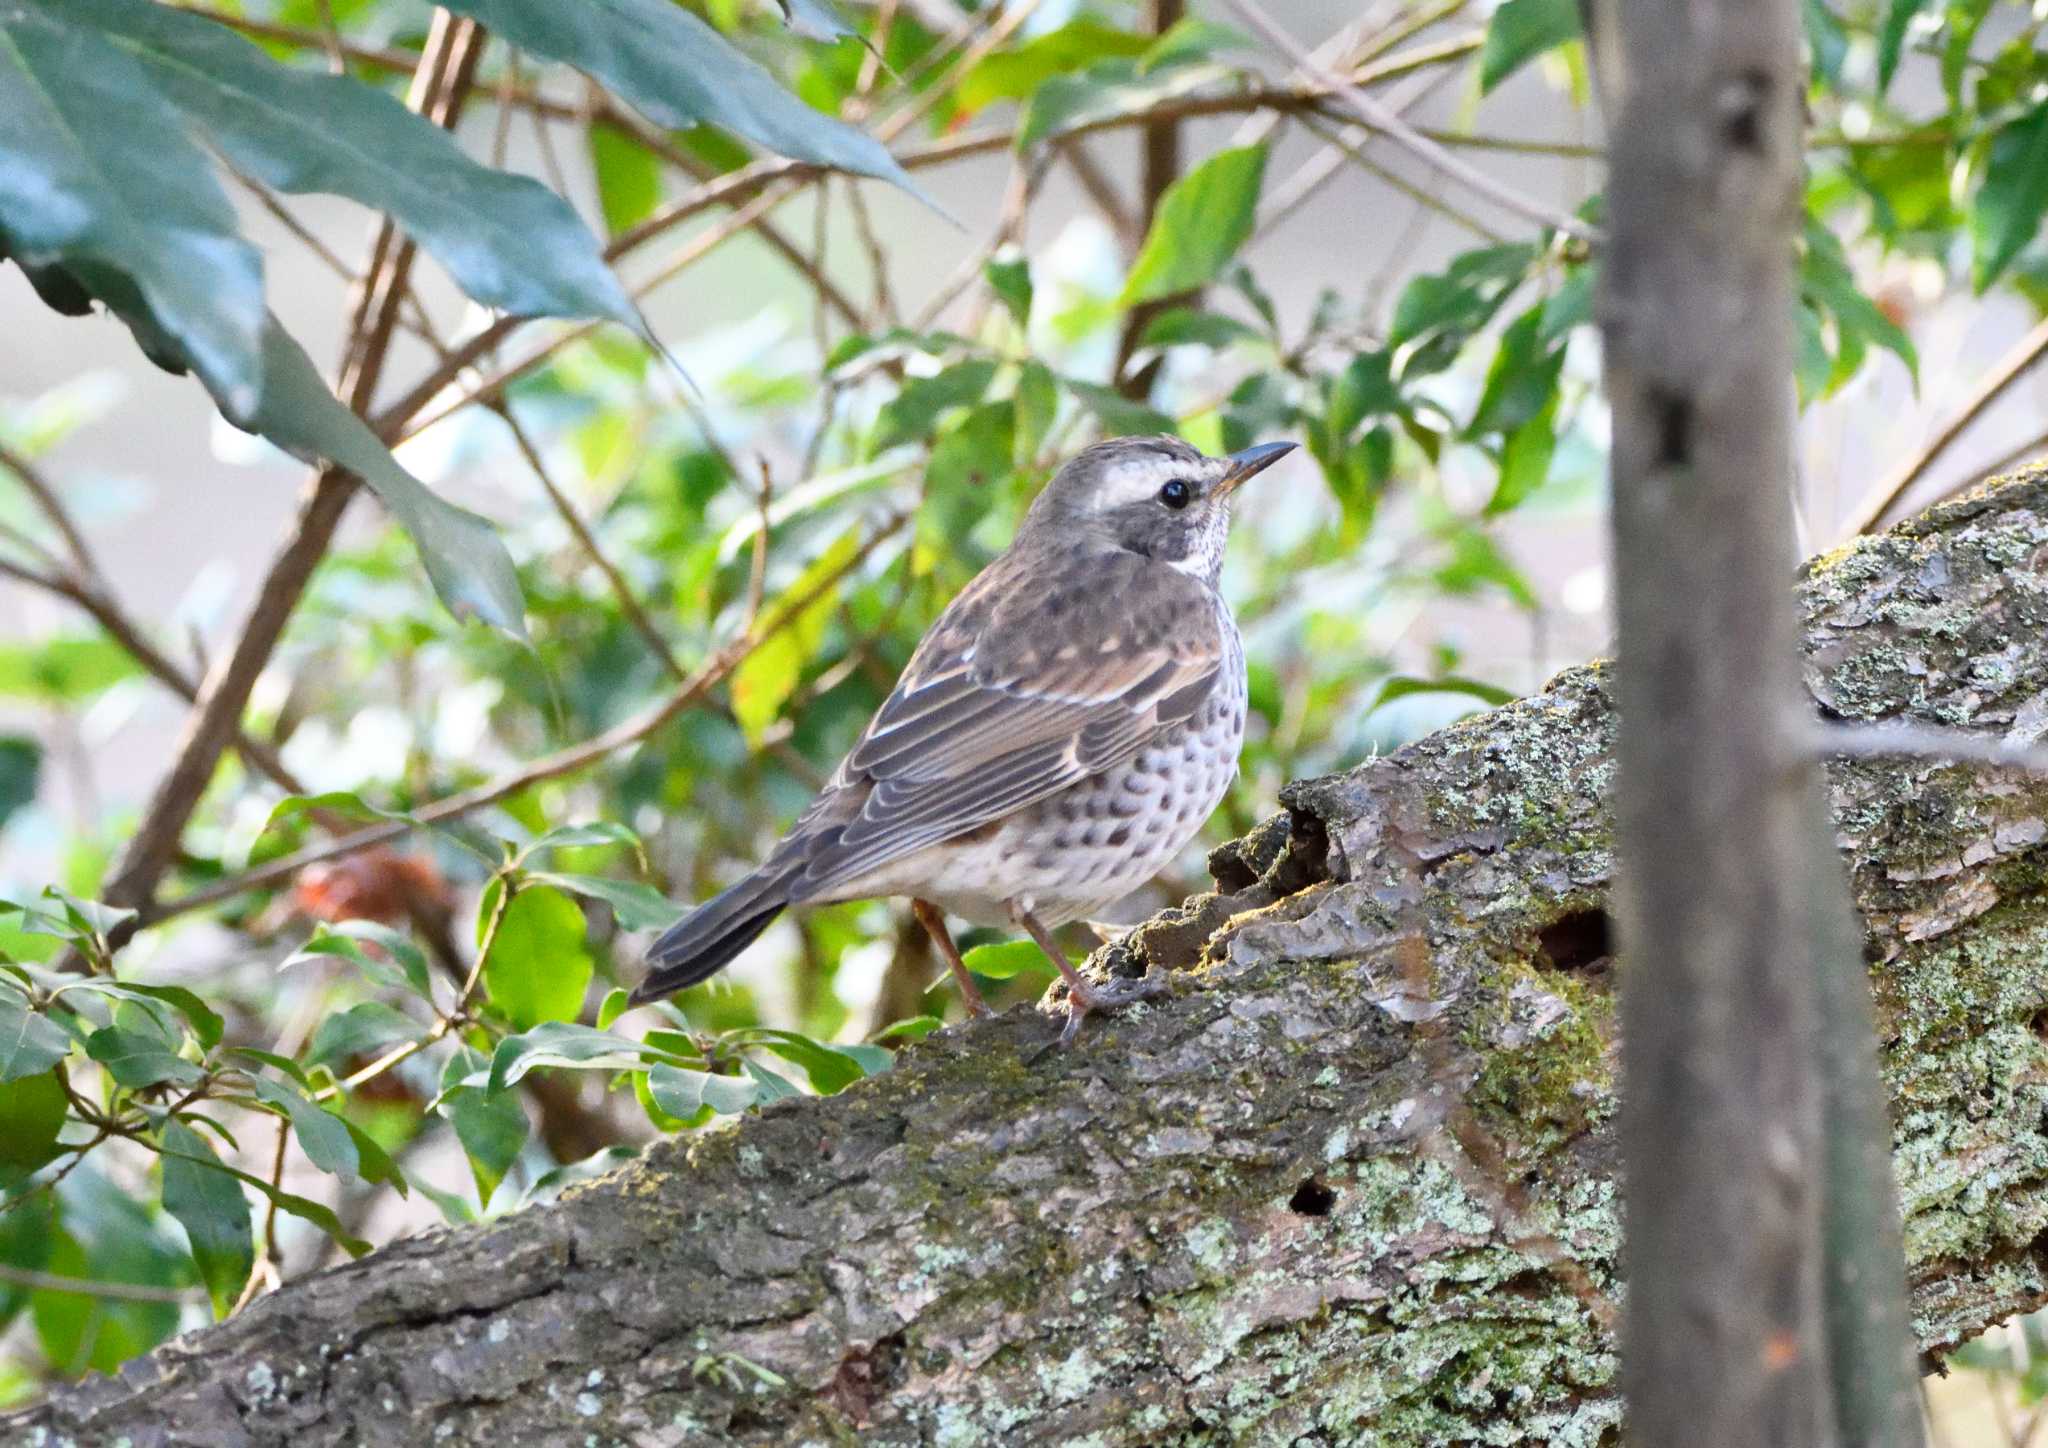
(911, 898, 993, 1018)
(1007, 901, 1167, 1046)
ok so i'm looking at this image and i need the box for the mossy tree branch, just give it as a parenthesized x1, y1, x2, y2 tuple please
(13, 470, 2048, 1445)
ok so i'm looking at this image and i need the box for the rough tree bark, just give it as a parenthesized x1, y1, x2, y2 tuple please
(14, 469, 2048, 1446)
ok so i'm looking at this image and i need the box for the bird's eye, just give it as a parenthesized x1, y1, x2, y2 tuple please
(1158, 479, 1192, 510)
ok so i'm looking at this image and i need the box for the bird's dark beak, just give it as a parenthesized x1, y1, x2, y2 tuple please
(1216, 441, 1297, 497)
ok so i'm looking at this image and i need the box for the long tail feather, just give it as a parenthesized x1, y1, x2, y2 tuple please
(632, 871, 789, 1005)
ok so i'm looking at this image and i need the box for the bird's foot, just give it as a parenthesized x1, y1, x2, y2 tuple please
(1057, 970, 1170, 1047)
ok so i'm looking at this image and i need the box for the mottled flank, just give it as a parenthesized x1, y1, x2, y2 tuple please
(14, 467, 2048, 1445)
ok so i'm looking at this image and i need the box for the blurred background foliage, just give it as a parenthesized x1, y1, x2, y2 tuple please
(0, 0, 2045, 1431)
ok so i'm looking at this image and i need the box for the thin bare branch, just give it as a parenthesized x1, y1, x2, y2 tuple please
(494, 401, 687, 683)
(1225, 0, 1597, 241)
(1840, 312, 2048, 536)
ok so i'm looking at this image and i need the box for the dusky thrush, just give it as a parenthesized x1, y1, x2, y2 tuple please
(634, 434, 1295, 1041)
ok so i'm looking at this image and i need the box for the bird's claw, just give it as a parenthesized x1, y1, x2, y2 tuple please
(1056, 971, 1170, 1047)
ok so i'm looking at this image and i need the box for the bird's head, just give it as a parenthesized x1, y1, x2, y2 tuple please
(1019, 435, 1295, 582)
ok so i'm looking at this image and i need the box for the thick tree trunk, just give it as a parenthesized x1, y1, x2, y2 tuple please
(15, 468, 2048, 1446)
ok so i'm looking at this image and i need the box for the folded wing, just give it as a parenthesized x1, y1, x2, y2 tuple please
(776, 549, 1224, 896)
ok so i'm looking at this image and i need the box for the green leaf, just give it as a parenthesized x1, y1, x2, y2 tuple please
(30, 1224, 182, 1373)
(596, 986, 631, 1031)
(773, 0, 854, 43)
(231, 320, 527, 635)
(645, 1062, 760, 1118)
(588, 124, 664, 237)
(1139, 309, 1263, 351)
(1802, 221, 1917, 386)
(1065, 379, 1175, 436)
(157, 1119, 253, 1317)
(485, 1022, 661, 1092)
(0, 1070, 66, 1172)
(1802, 0, 1847, 86)
(437, 1048, 526, 1207)
(0, 4, 264, 412)
(284, 920, 436, 1002)
(66, 0, 635, 328)
(877, 360, 1000, 448)
(1876, 0, 1930, 91)
(0, 637, 142, 703)
(871, 1014, 941, 1042)
(1371, 674, 1518, 709)
(0, 735, 39, 829)
(305, 1001, 421, 1070)
(85, 1025, 204, 1090)
(1120, 146, 1266, 307)
(518, 821, 646, 860)
(1488, 393, 1561, 515)
(1468, 307, 1567, 440)
(0, 987, 71, 1083)
(438, 0, 924, 197)
(741, 1057, 804, 1103)
(1973, 100, 2048, 293)
(1478, 0, 1580, 92)
(731, 527, 862, 744)
(743, 1028, 881, 1094)
(243, 1074, 401, 1193)
(1018, 58, 1227, 150)
(156, 1132, 368, 1258)
(483, 886, 595, 1032)
(959, 939, 1058, 980)
(955, 20, 1152, 113)
(985, 249, 1033, 327)
(104, 983, 223, 1051)
(526, 872, 686, 933)
(1390, 244, 1537, 378)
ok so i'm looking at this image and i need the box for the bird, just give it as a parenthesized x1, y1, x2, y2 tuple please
(633, 434, 1296, 1043)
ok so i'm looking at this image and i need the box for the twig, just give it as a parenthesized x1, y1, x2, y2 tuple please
(135, 512, 909, 930)
(1840, 312, 2048, 536)
(0, 442, 95, 575)
(493, 402, 687, 683)
(1297, 114, 1505, 244)
(1224, 0, 1597, 242)
(1808, 718, 2048, 776)
(0, 1263, 201, 1305)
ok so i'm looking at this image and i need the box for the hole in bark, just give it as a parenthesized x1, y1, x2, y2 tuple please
(822, 1331, 905, 1426)
(1720, 69, 1771, 151)
(1648, 387, 1693, 466)
(2030, 1008, 2048, 1045)
(1289, 1176, 1337, 1217)
(1537, 909, 1612, 975)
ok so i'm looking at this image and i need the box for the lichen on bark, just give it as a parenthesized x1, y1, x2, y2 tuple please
(12, 468, 2048, 1446)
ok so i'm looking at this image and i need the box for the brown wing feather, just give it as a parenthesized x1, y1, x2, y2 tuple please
(773, 547, 1226, 898)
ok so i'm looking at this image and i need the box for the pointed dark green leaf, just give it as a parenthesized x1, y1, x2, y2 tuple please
(1876, 0, 1930, 91)
(645, 1062, 760, 1117)
(485, 1022, 658, 1092)
(0, 1070, 67, 1172)
(0, 987, 71, 1083)
(0, 735, 38, 830)
(438, 0, 922, 197)
(232, 319, 527, 636)
(437, 1048, 526, 1207)
(0, 5, 264, 412)
(158, 1119, 253, 1317)
(1973, 101, 2048, 293)
(61, 0, 635, 328)
(525, 871, 685, 933)
(85, 1025, 204, 1089)
(1478, 0, 1581, 92)
(305, 1001, 421, 1071)
(1120, 146, 1266, 307)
